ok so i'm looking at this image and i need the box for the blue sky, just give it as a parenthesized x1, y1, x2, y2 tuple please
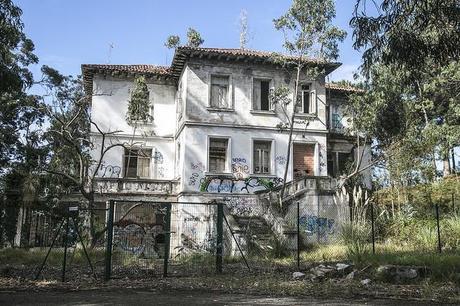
(16, 0, 362, 82)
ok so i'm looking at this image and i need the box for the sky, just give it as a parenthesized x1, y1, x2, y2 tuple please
(16, 0, 363, 82)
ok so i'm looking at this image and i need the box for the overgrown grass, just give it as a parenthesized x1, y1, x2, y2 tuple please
(0, 247, 105, 267)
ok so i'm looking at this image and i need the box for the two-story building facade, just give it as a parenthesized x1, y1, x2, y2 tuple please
(82, 47, 369, 250)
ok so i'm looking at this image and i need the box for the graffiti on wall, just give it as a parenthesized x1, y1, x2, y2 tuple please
(231, 157, 249, 179)
(96, 162, 121, 178)
(299, 214, 335, 237)
(175, 208, 215, 255)
(153, 151, 164, 164)
(224, 197, 260, 217)
(199, 176, 283, 193)
(188, 162, 205, 186)
(275, 155, 287, 165)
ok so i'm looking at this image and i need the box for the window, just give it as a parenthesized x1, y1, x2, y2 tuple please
(253, 140, 272, 174)
(124, 148, 152, 178)
(327, 151, 353, 177)
(208, 138, 229, 173)
(253, 79, 271, 111)
(297, 84, 316, 114)
(210, 75, 230, 109)
(332, 113, 344, 130)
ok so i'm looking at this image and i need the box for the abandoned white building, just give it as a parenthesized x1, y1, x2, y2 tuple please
(81, 47, 369, 253)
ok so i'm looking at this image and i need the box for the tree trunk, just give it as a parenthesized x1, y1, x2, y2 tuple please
(443, 156, 451, 177)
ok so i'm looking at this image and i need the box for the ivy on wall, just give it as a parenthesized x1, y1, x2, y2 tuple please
(126, 76, 152, 125)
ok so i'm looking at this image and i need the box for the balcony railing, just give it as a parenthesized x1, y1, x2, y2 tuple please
(92, 178, 179, 195)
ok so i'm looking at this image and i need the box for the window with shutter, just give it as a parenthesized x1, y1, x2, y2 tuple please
(210, 75, 230, 109)
(253, 79, 271, 111)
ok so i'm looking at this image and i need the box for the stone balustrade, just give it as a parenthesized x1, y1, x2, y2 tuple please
(92, 178, 179, 195)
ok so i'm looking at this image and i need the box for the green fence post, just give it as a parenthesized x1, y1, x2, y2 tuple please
(104, 200, 115, 281)
(62, 213, 70, 282)
(216, 202, 223, 274)
(163, 203, 171, 277)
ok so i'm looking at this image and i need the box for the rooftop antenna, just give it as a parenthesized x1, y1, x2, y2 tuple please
(107, 42, 114, 64)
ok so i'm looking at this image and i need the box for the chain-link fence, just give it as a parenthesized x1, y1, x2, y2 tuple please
(105, 200, 224, 279)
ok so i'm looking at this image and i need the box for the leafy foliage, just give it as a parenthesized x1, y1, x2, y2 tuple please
(351, 0, 460, 75)
(164, 35, 180, 49)
(186, 27, 204, 47)
(126, 76, 151, 125)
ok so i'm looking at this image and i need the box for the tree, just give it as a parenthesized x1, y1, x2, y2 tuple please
(351, 0, 460, 76)
(186, 28, 204, 47)
(348, 0, 460, 184)
(39, 67, 131, 245)
(272, 0, 346, 199)
(164, 28, 204, 49)
(164, 35, 180, 49)
(0, 0, 41, 171)
(239, 9, 249, 49)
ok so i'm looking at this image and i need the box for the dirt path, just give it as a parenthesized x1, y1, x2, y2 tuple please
(0, 288, 440, 305)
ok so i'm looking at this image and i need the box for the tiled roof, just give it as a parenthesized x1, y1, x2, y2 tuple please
(81, 47, 342, 94)
(176, 46, 333, 64)
(81, 64, 171, 75)
(170, 46, 341, 78)
(325, 83, 364, 93)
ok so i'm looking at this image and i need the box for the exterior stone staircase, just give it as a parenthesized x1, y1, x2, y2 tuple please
(232, 216, 275, 252)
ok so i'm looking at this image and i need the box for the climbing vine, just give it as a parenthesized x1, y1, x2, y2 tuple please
(126, 76, 152, 125)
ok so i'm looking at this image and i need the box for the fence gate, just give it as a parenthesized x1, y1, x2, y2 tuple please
(105, 201, 223, 280)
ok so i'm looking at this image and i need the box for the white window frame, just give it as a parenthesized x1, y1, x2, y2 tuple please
(206, 136, 232, 174)
(123, 147, 152, 179)
(251, 138, 275, 176)
(251, 77, 274, 111)
(298, 83, 317, 115)
(208, 74, 233, 110)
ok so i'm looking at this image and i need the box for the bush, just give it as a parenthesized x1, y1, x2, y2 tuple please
(340, 222, 371, 262)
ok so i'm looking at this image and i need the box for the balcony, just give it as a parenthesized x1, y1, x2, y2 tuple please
(93, 178, 179, 195)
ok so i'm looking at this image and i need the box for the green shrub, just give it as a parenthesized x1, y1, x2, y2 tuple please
(340, 222, 371, 262)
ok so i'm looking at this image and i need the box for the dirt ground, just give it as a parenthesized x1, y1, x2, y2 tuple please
(0, 288, 442, 305)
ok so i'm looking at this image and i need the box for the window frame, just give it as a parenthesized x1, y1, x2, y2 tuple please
(251, 138, 275, 176)
(208, 74, 233, 111)
(206, 136, 232, 174)
(296, 82, 317, 115)
(123, 147, 153, 179)
(251, 77, 274, 112)
(291, 141, 318, 177)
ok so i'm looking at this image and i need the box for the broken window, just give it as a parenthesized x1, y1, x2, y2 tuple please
(124, 148, 152, 178)
(253, 140, 272, 174)
(210, 75, 230, 109)
(253, 79, 271, 111)
(327, 151, 353, 177)
(208, 138, 229, 173)
(296, 84, 316, 114)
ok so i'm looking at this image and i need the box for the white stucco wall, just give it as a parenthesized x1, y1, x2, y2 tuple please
(180, 125, 327, 195)
(182, 60, 328, 132)
(91, 76, 176, 137)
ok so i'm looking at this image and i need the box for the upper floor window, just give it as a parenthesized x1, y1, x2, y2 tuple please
(253, 140, 272, 174)
(210, 75, 230, 109)
(208, 138, 229, 173)
(253, 78, 272, 111)
(297, 84, 316, 115)
(124, 148, 152, 178)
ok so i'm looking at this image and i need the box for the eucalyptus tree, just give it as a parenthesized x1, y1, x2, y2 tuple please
(349, 0, 460, 183)
(271, 0, 346, 199)
(165, 27, 205, 49)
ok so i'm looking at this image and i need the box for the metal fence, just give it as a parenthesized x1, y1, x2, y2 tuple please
(104, 200, 224, 280)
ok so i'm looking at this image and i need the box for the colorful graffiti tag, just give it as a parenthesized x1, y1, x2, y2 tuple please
(299, 214, 335, 237)
(199, 176, 283, 193)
